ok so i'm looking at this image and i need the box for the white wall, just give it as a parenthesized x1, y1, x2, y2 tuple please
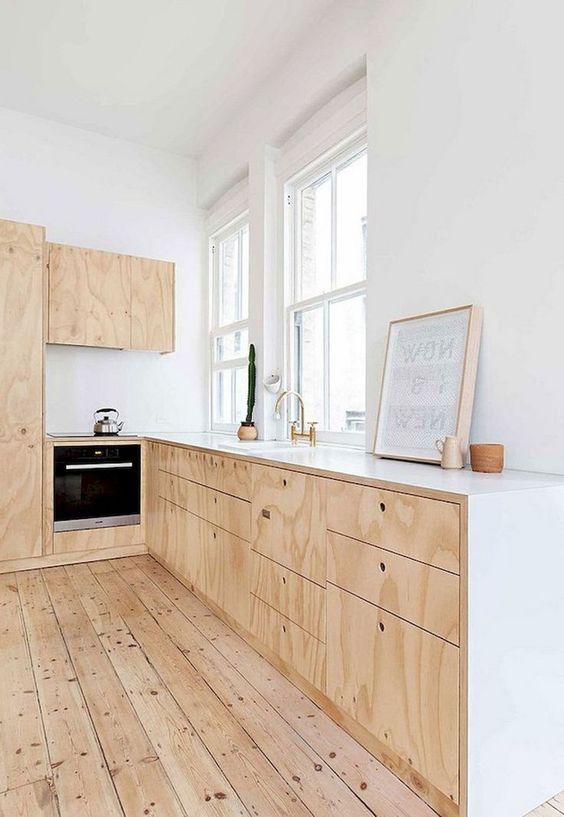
(197, 0, 370, 208)
(0, 106, 206, 434)
(366, 0, 564, 474)
(199, 0, 564, 475)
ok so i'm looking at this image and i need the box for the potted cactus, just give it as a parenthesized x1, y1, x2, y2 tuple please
(237, 344, 258, 440)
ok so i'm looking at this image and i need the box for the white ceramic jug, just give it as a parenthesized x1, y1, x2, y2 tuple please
(435, 436, 464, 469)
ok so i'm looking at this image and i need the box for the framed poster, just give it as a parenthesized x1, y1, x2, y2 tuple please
(374, 305, 483, 463)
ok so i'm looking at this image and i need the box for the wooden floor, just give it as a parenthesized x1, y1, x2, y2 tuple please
(0, 555, 561, 817)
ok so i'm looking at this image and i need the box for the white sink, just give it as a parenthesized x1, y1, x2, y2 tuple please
(217, 440, 296, 454)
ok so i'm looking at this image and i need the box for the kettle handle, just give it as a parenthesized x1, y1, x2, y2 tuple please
(94, 407, 119, 419)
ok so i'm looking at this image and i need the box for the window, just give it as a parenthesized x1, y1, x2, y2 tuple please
(210, 216, 249, 431)
(286, 142, 367, 445)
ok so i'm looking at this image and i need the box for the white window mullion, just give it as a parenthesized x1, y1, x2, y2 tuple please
(330, 166, 337, 291)
(289, 280, 365, 314)
(212, 357, 247, 372)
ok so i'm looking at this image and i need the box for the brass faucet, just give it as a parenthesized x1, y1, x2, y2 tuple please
(274, 390, 317, 447)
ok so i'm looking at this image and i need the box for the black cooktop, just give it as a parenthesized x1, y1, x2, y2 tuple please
(47, 433, 140, 438)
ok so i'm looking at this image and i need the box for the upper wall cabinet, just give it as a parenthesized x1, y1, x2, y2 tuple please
(48, 244, 131, 348)
(130, 257, 175, 353)
(47, 243, 175, 352)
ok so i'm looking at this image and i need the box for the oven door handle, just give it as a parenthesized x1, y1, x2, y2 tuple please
(64, 462, 134, 470)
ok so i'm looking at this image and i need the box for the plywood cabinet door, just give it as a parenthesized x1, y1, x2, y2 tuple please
(145, 442, 161, 553)
(327, 585, 459, 803)
(0, 220, 44, 561)
(250, 595, 326, 691)
(48, 243, 131, 348)
(202, 523, 250, 628)
(130, 258, 175, 352)
(251, 464, 326, 585)
(159, 498, 203, 587)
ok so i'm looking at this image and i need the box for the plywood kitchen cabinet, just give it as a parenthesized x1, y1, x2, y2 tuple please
(327, 583, 459, 805)
(0, 219, 44, 561)
(251, 463, 326, 584)
(250, 593, 326, 690)
(47, 242, 175, 352)
(203, 524, 251, 628)
(327, 530, 459, 643)
(251, 551, 326, 641)
(145, 441, 162, 552)
(139, 439, 564, 817)
(326, 478, 460, 573)
(152, 443, 252, 629)
(130, 257, 174, 352)
(48, 243, 131, 348)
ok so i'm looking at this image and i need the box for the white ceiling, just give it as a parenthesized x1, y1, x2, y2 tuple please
(0, 0, 334, 156)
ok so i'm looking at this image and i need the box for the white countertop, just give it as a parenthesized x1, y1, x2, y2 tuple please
(141, 432, 564, 498)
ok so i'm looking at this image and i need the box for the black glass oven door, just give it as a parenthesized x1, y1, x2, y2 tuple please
(54, 446, 141, 532)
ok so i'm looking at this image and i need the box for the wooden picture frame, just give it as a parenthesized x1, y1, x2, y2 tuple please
(374, 304, 483, 464)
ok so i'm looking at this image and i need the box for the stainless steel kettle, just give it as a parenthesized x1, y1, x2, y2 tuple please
(93, 408, 124, 436)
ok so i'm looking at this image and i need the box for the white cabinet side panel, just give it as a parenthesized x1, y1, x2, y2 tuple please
(467, 487, 564, 817)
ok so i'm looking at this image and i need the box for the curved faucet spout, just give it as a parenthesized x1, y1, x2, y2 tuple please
(273, 389, 316, 446)
(274, 390, 305, 436)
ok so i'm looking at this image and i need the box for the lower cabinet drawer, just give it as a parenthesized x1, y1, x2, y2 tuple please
(159, 471, 251, 541)
(206, 453, 251, 500)
(207, 490, 251, 542)
(250, 595, 326, 692)
(202, 523, 251, 629)
(158, 470, 207, 518)
(327, 531, 459, 644)
(251, 464, 326, 585)
(251, 552, 326, 641)
(53, 524, 143, 554)
(326, 585, 459, 803)
(326, 479, 460, 574)
(159, 445, 207, 484)
(158, 498, 204, 587)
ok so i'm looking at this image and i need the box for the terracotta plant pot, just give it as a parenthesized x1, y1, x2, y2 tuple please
(237, 421, 258, 441)
(469, 443, 504, 473)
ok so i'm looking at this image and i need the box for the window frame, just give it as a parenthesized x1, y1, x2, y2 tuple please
(209, 213, 250, 433)
(284, 137, 367, 447)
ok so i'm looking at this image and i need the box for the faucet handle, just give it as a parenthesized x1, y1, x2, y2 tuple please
(289, 420, 298, 444)
(308, 421, 318, 447)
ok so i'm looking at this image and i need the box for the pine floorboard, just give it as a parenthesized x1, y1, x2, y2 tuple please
(0, 555, 561, 817)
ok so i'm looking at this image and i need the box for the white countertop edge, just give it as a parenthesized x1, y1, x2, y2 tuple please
(140, 432, 564, 498)
(45, 431, 564, 497)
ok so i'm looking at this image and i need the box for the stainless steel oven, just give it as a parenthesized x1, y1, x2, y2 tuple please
(54, 445, 141, 532)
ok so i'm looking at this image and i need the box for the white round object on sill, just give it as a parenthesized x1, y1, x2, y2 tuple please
(264, 374, 281, 394)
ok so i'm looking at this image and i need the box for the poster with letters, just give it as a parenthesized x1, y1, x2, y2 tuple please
(374, 305, 482, 463)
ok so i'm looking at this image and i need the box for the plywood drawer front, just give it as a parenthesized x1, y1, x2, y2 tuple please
(251, 464, 326, 585)
(208, 526, 251, 629)
(250, 595, 326, 692)
(251, 553, 326, 641)
(207, 490, 251, 541)
(326, 480, 460, 573)
(159, 445, 207, 485)
(159, 499, 204, 588)
(327, 532, 459, 644)
(206, 454, 251, 500)
(54, 524, 143, 554)
(158, 470, 207, 518)
(327, 585, 459, 803)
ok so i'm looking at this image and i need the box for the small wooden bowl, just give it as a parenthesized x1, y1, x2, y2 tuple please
(469, 443, 504, 473)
